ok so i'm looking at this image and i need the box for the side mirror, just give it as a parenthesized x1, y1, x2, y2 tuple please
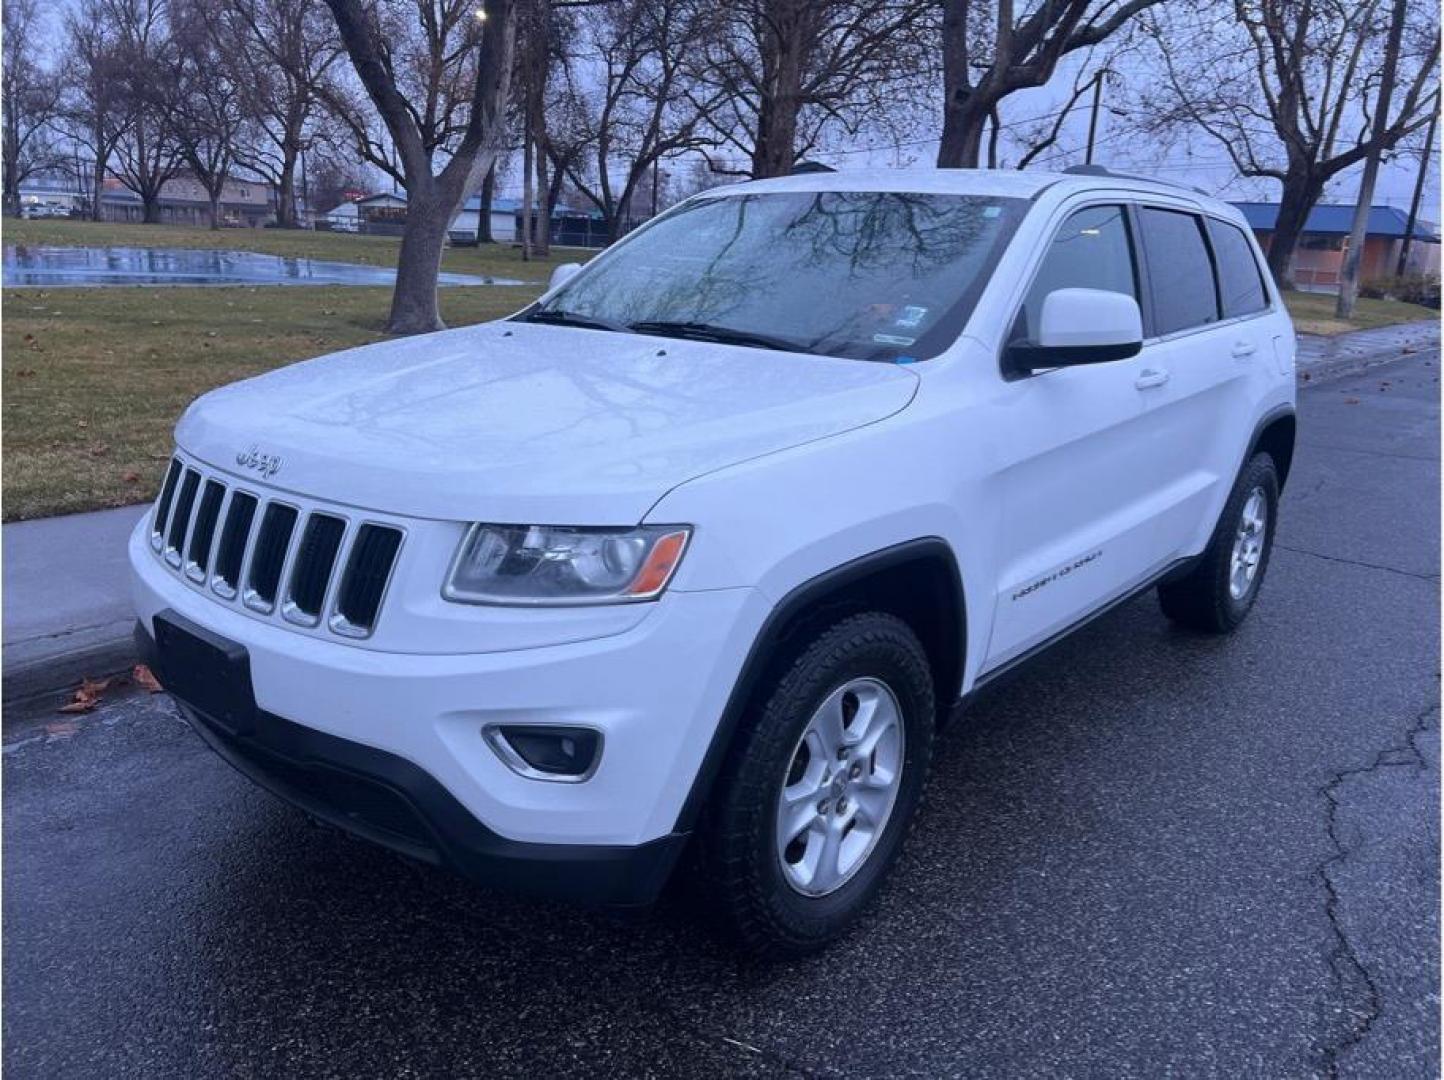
(1005, 287, 1143, 374)
(547, 262, 583, 293)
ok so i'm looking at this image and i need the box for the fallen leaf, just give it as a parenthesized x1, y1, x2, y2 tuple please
(58, 675, 115, 714)
(1344, 397, 1361, 404)
(1301, 371, 1312, 382)
(122, 470, 141, 483)
(133, 664, 164, 693)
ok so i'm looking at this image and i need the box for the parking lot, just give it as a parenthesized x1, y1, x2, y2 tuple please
(3, 356, 1438, 1078)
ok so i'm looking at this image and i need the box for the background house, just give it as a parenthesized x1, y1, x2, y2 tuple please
(1233, 201, 1441, 288)
(97, 174, 273, 226)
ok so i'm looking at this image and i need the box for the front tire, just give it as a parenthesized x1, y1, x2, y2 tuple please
(1158, 451, 1279, 633)
(695, 612, 935, 956)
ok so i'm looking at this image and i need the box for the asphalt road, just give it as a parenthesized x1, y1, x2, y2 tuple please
(5, 357, 1439, 1079)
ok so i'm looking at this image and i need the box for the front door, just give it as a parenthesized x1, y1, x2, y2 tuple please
(983, 203, 1178, 669)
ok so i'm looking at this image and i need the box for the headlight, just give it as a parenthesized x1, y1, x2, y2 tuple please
(443, 523, 692, 605)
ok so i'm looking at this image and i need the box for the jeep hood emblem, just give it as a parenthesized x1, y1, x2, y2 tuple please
(236, 444, 283, 479)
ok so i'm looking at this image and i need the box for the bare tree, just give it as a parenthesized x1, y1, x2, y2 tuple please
(210, 0, 341, 227)
(690, 0, 931, 179)
(555, 0, 720, 240)
(320, 0, 519, 333)
(1148, 0, 1440, 287)
(935, 0, 1162, 168)
(516, 0, 560, 257)
(2, 0, 66, 217)
(109, 0, 187, 223)
(171, 0, 247, 228)
(60, 1, 131, 221)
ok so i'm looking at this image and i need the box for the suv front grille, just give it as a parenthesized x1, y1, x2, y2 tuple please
(149, 456, 404, 639)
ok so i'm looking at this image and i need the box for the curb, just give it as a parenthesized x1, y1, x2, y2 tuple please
(1297, 345, 1437, 387)
(1296, 325, 1440, 387)
(2, 623, 138, 709)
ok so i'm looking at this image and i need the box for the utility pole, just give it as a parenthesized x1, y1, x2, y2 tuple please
(1396, 97, 1438, 277)
(1085, 70, 1107, 165)
(1337, 0, 1409, 318)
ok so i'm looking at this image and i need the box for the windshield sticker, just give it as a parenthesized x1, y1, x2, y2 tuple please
(894, 305, 928, 329)
(983, 205, 1002, 218)
(873, 333, 916, 346)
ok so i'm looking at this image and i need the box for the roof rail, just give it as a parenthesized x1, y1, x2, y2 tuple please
(1062, 163, 1208, 197)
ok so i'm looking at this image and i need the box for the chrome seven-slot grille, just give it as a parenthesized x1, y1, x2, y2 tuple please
(150, 457, 404, 639)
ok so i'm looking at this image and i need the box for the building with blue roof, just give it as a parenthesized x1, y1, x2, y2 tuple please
(1232, 201, 1440, 288)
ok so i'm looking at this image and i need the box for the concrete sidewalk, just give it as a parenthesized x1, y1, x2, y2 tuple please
(2, 316, 1437, 706)
(3, 506, 146, 703)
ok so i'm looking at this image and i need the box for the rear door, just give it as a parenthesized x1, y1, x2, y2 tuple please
(1128, 207, 1274, 561)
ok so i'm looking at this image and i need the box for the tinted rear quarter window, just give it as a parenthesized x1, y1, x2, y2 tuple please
(1206, 218, 1270, 318)
(1138, 207, 1220, 335)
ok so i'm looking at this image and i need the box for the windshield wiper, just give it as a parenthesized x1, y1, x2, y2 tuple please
(522, 308, 631, 333)
(628, 320, 812, 354)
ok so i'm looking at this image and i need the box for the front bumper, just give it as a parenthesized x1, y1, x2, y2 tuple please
(136, 617, 684, 906)
(129, 518, 767, 904)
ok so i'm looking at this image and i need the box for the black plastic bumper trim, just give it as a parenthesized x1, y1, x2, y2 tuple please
(136, 617, 688, 908)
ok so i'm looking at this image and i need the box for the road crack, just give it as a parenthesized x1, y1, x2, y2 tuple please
(1276, 543, 1441, 583)
(1316, 701, 1438, 1077)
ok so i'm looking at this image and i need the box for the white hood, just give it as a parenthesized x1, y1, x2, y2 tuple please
(176, 320, 918, 523)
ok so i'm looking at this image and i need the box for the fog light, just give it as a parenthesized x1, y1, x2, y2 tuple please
(486, 725, 602, 782)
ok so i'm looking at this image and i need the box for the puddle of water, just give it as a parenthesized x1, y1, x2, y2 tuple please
(1, 245, 524, 288)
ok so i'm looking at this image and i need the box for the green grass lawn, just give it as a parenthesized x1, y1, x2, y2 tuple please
(2, 284, 540, 521)
(1282, 291, 1438, 336)
(2, 216, 590, 281)
(1, 218, 594, 521)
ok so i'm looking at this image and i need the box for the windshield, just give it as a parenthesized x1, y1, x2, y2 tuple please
(524, 190, 1028, 362)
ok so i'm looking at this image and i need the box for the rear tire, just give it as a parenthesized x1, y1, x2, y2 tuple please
(1158, 451, 1279, 633)
(695, 612, 934, 956)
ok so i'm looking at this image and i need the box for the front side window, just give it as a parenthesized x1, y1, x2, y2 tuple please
(526, 190, 1028, 362)
(1139, 208, 1220, 335)
(1207, 218, 1270, 318)
(1015, 204, 1137, 342)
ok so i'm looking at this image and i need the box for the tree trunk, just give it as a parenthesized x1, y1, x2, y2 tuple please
(477, 164, 495, 244)
(143, 192, 162, 223)
(750, 1, 810, 178)
(936, 0, 987, 168)
(277, 149, 298, 228)
(938, 100, 989, 168)
(387, 191, 452, 334)
(533, 130, 550, 257)
(90, 141, 107, 221)
(752, 85, 801, 178)
(1266, 171, 1322, 291)
(521, 117, 534, 260)
(208, 191, 222, 230)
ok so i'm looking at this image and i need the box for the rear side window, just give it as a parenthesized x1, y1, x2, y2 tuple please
(1016, 204, 1137, 341)
(1206, 218, 1269, 318)
(1138, 208, 1219, 335)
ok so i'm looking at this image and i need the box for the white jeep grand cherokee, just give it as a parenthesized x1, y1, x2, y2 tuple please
(132, 166, 1296, 953)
